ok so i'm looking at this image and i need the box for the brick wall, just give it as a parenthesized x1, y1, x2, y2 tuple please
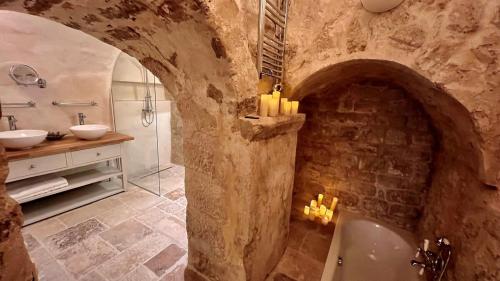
(293, 81, 435, 230)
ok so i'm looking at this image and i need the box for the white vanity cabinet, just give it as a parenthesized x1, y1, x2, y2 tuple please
(5, 133, 133, 226)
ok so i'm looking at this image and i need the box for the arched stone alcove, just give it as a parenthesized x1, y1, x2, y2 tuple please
(289, 59, 499, 280)
(0, 2, 293, 281)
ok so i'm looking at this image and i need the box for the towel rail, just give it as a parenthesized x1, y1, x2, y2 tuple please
(1, 101, 36, 108)
(257, 0, 289, 83)
(52, 101, 97, 107)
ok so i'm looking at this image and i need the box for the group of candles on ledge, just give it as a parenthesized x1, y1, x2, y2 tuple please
(259, 90, 300, 117)
(304, 194, 339, 225)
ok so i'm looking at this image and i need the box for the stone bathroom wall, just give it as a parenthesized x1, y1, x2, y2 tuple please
(293, 81, 434, 230)
(0, 1, 296, 281)
(284, 0, 500, 280)
(420, 149, 500, 281)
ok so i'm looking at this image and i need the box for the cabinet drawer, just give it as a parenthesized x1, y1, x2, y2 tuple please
(7, 154, 67, 181)
(71, 144, 121, 166)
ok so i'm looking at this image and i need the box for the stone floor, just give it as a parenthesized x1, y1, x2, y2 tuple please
(129, 166, 186, 198)
(22, 165, 187, 281)
(266, 218, 334, 281)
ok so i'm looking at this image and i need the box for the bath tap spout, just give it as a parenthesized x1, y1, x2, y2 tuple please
(410, 260, 426, 268)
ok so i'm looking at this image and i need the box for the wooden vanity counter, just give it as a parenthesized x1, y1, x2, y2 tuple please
(5, 132, 134, 161)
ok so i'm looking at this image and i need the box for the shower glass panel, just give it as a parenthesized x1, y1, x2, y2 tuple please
(111, 52, 172, 195)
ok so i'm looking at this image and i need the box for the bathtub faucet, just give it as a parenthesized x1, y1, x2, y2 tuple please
(410, 237, 452, 281)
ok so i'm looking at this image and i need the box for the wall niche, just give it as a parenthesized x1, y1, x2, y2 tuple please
(293, 80, 436, 230)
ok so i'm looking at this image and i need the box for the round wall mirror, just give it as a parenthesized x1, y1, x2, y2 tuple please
(9, 64, 47, 88)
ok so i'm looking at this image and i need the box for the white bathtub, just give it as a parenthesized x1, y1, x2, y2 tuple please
(321, 211, 421, 281)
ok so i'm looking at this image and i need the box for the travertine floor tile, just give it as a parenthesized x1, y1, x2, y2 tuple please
(144, 244, 186, 277)
(43, 218, 107, 254)
(167, 165, 185, 177)
(135, 207, 168, 226)
(56, 236, 117, 279)
(58, 198, 122, 227)
(80, 271, 107, 281)
(23, 168, 188, 281)
(122, 265, 157, 281)
(22, 217, 67, 240)
(271, 248, 323, 281)
(117, 189, 165, 211)
(96, 203, 139, 227)
(29, 247, 74, 281)
(151, 216, 188, 247)
(164, 188, 185, 201)
(99, 219, 153, 251)
(23, 233, 40, 252)
(96, 232, 173, 280)
(158, 264, 185, 281)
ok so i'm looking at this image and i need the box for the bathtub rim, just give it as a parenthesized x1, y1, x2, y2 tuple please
(320, 210, 418, 281)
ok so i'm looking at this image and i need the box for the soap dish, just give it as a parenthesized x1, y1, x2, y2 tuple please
(46, 132, 67, 141)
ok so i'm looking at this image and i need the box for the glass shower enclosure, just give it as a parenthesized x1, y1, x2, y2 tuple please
(111, 52, 172, 195)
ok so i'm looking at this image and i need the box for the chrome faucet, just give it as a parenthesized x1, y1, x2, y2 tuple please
(78, 113, 86, 125)
(411, 237, 451, 280)
(6, 115, 17, 130)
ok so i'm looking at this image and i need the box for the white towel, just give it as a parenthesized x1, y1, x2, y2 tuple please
(8, 175, 69, 202)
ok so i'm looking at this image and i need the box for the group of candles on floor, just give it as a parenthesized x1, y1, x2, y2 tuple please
(259, 89, 300, 117)
(304, 194, 339, 225)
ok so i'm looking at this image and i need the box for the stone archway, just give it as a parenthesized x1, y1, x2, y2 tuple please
(288, 59, 499, 280)
(0, 1, 290, 281)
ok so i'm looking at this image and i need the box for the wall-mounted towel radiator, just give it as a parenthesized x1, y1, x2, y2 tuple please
(257, 0, 290, 84)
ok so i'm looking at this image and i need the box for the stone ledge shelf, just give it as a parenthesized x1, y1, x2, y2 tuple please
(239, 114, 306, 141)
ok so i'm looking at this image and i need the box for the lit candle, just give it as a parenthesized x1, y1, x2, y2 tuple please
(304, 206, 310, 216)
(321, 216, 329, 225)
(272, 90, 281, 100)
(259, 94, 271, 117)
(291, 101, 299, 114)
(310, 200, 317, 208)
(268, 97, 280, 117)
(319, 205, 327, 216)
(317, 194, 324, 207)
(280, 98, 288, 114)
(330, 197, 339, 212)
(326, 209, 333, 221)
(284, 101, 292, 115)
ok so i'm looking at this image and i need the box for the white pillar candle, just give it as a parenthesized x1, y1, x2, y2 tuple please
(284, 101, 292, 115)
(310, 200, 317, 208)
(330, 197, 339, 211)
(304, 206, 310, 216)
(317, 194, 324, 207)
(319, 205, 327, 216)
(280, 98, 288, 114)
(259, 94, 271, 117)
(321, 216, 329, 225)
(272, 90, 281, 100)
(291, 101, 299, 115)
(269, 97, 280, 117)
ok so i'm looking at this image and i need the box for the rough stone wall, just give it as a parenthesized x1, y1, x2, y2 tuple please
(285, 0, 500, 186)
(164, 89, 184, 166)
(0, 1, 305, 281)
(420, 150, 500, 281)
(285, 0, 500, 280)
(0, 147, 37, 281)
(294, 81, 434, 230)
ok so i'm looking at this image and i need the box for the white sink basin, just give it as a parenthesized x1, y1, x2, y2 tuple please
(0, 130, 48, 149)
(70, 124, 109, 140)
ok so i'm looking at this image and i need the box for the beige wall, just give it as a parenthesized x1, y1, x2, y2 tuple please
(0, 11, 120, 132)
